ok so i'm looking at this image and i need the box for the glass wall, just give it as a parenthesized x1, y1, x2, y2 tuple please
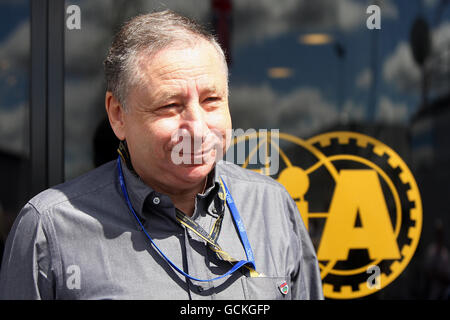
(63, 0, 450, 300)
(0, 0, 448, 299)
(0, 1, 30, 262)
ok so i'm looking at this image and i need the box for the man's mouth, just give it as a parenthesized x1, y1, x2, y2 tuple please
(176, 147, 216, 165)
(182, 148, 213, 158)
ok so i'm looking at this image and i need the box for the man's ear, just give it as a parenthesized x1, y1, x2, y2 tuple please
(105, 92, 126, 141)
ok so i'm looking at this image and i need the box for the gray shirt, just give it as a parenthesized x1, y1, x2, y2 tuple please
(0, 160, 323, 300)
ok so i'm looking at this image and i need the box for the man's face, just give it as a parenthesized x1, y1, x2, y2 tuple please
(119, 40, 231, 192)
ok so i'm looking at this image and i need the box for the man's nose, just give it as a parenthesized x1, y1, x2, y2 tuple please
(182, 102, 208, 139)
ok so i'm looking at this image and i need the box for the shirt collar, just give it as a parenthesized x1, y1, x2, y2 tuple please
(119, 159, 157, 223)
(119, 157, 223, 224)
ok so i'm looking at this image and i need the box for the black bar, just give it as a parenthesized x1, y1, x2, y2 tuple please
(30, 0, 48, 196)
(47, 0, 65, 186)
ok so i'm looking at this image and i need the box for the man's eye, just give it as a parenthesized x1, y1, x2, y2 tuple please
(204, 97, 220, 103)
(161, 103, 179, 109)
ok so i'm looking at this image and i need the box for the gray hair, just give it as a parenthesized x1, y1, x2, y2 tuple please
(103, 10, 228, 110)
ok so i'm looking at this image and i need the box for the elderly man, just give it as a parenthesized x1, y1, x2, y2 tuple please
(0, 10, 323, 300)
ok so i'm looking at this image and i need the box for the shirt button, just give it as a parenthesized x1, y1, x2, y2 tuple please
(152, 197, 160, 205)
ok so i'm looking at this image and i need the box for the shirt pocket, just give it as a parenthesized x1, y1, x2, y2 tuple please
(241, 276, 291, 300)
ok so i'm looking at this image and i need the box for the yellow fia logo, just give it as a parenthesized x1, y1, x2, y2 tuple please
(232, 131, 422, 299)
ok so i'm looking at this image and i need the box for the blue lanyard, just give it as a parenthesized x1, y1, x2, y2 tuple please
(117, 156, 256, 282)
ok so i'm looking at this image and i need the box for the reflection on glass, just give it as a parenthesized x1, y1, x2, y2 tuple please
(0, 1, 30, 261)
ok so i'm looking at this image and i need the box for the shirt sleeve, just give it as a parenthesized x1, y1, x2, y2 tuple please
(0, 203, 55, 300)
(284, 190, 324, 300)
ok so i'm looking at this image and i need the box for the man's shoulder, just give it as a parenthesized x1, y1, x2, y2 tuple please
(216, 161, 285, 191)
(28, 160, 117, 213)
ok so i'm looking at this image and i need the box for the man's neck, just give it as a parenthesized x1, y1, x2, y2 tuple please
(170, 194, 198, 217)
(120, 144, 209, 217)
